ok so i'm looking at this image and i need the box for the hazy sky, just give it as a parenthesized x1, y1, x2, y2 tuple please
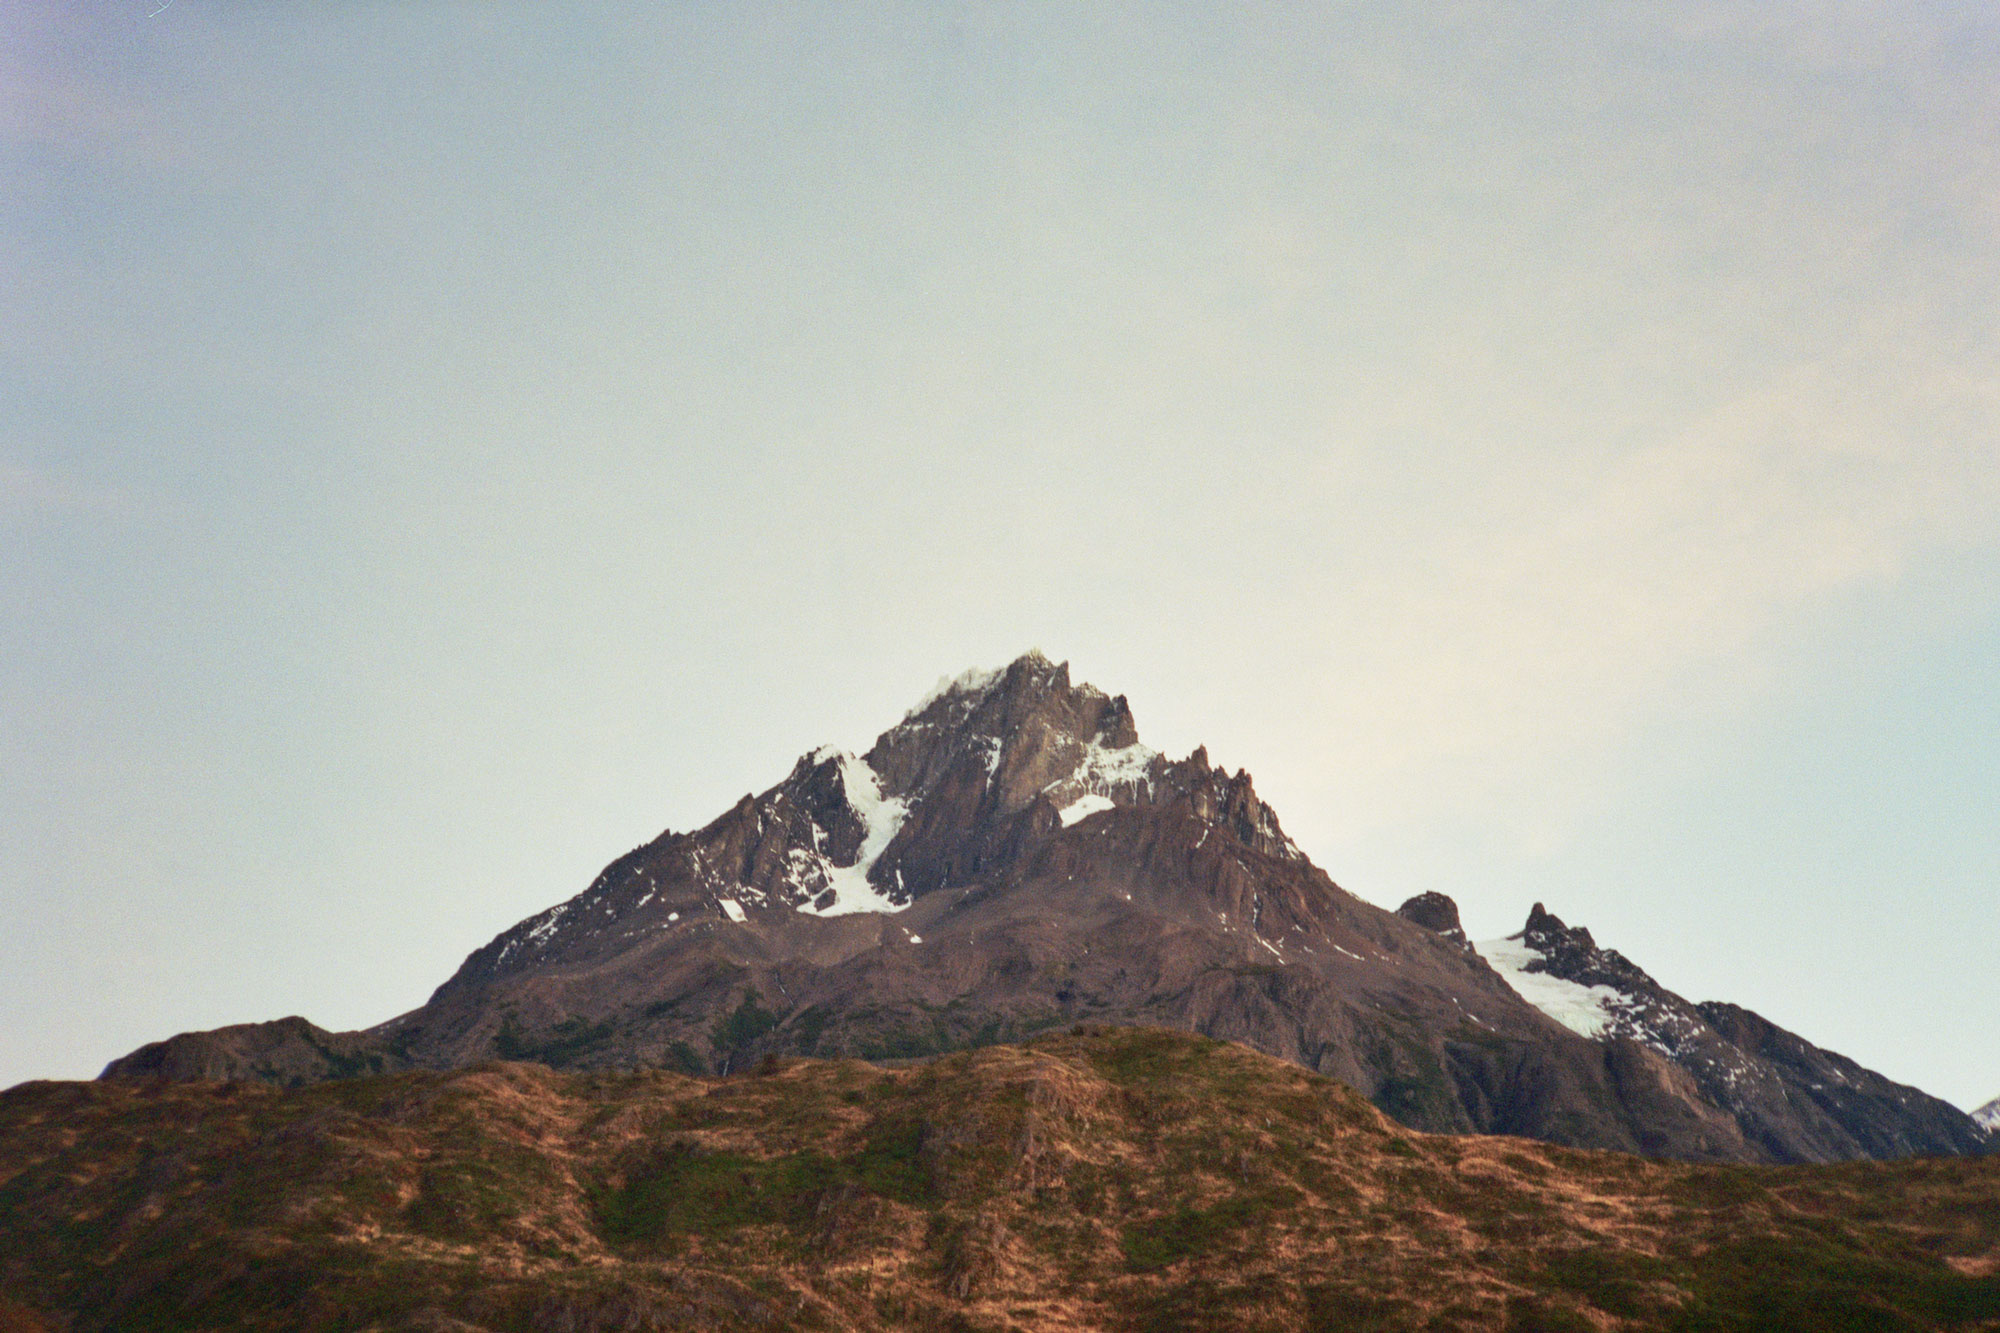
(5, 2, 1996, 1108)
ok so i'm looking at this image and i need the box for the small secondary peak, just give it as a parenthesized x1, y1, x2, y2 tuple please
(1396, 892, 1469, 946)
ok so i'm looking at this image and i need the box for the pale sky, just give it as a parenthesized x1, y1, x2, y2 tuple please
(4, 2, 1996, 1109)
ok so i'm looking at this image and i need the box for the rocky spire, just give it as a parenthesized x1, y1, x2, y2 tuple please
(1396, 892, 1470, 947)
(866, 650, 1154, 816)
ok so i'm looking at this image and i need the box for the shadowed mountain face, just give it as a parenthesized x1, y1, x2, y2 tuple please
(101, 653, 1991, 1164)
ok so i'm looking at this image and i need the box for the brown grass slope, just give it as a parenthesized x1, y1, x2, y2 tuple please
(8, 1028, 2000, 1332)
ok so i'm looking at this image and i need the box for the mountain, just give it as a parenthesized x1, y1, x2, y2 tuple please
(1466, 904, 1986, 1163)
(101, 652, 1989, 1164)
(1977, 1097, 2000, 1135)
(16, 1029, 2000, 1333)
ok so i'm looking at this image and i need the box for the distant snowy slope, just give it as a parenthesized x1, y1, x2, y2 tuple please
(1975, 1096, 2000, 1134)
(1475, 933, 1621, 1038)
(1444, 901, 1992, 1162)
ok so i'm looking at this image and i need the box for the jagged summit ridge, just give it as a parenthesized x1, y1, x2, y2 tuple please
(446, 652, 1303, 989)
(870, 651, 1153, 813)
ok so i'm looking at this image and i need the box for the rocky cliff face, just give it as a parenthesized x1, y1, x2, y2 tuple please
(102, 652, 1992, 1165)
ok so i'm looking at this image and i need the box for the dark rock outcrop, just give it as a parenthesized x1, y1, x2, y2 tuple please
(100, 1016, 404, 1086)
(1395, 892, 1469, 947)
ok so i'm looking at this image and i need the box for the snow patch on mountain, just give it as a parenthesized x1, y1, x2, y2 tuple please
(1476, 936, 1623, 1039)
(1039, 736, 1158, 829)
(1081, 738, 1157, 791)
(793, 752, 911, 917)
(1974, 1096, 2000, 1134)
(1059, 793, 1116, 826)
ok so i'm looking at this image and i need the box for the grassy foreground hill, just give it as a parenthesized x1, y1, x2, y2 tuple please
(3, 1027, 1998, 1332)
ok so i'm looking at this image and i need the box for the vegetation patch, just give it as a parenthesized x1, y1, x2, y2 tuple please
(1361, 1021, 1461, 1131)
(663, 1039, 705, 1075)
(1085, 1027, 1220, 1085)
(494, 1014, 616, 1066)
(596, 1112, 937, 1248)
(1128, 1275, 1285, 1333)
(711, 989, 781, 1056)
(788, 1002, 834, 1053)
(406, 1146, 554, 1241)
(1122, 1188, 1300, 1272)
(1666, 1231, 2000, 1332)
(1536, 1247, 1678, 1320)
(597, 1142, 842, 1242)
(1300, 1285, 1420, 1333)
(855, 1011, 1063, 1063)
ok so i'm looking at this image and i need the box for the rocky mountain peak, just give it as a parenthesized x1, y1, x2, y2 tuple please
(1505, 905, 1659, 1001)
(102, 650, 1996, 1169)
(867, 650, 1154, 821)
(1976, 1096, 2000, 1135)
(441, 654, 1310, 990)
(1521, 902, 1594, 954)
(1396, 892, 1470, 946)
(854, 654, 1303, 872)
